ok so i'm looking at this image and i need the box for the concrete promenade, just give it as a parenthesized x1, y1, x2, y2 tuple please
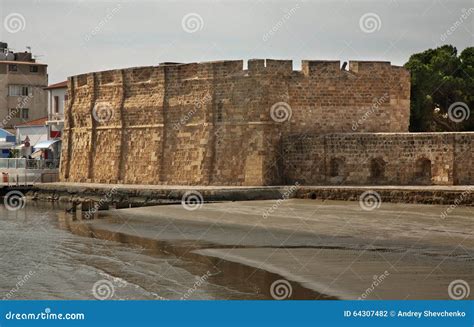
(31, 182, 473, 206)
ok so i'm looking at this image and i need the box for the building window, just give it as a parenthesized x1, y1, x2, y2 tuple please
(370, 157, 386, 180)
(8, 64, 17, 72)
(54, 96, 59, 113)
(329, 158, 345, 178)
(414, 158, 432, 184)
(9, 85, 31, 96)
(9, 108, 20, 118)
(29, 65, 39, 73)
(21, 108, 29, 119)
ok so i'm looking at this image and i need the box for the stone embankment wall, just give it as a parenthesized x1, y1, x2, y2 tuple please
(60, 59, 411, 186)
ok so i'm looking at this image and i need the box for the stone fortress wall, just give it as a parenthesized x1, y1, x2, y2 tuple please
(59, 59, 472, 186)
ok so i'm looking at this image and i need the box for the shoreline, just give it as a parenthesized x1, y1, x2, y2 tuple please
(19, 183, 474, 207)
(58, 199, 473, 300)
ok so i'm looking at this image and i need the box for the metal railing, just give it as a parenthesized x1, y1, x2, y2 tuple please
(0, 158, 60, 169)
(0, 159, 60, 186)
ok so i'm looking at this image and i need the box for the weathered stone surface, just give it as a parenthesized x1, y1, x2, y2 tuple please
(59, 59, 471, 186)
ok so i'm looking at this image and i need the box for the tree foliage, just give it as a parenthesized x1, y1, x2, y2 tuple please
(404, 45, 473, 132)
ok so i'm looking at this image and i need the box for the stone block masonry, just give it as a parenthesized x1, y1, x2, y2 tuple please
(282, 132, 473, 185)
(59, 59, 471, 186)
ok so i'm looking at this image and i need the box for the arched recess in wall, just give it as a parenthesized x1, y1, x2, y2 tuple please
(414, 157, 432, 185)
(369, 157, 386, 183)
(328, 157, 346, 183)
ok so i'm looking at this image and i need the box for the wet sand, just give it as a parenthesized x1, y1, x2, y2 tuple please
(77, 199, 473, 300)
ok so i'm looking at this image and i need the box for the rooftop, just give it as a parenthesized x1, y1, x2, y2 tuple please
(15, 117, 48, 127)
(0, 60, 47, 66)
(44, 81, 67, 90)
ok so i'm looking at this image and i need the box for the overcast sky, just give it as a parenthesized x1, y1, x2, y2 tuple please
(0, 0, 472, 83)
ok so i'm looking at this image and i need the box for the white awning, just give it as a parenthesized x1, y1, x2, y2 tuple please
(33, 139, 61, 149)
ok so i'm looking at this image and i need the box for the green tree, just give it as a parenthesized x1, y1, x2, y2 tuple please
(404, 45, 473, 132)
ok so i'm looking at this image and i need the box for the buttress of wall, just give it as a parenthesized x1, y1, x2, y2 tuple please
(90, 70, 124, 183)
(282, 133, 466, 185)
(287, 61, 410, 134)
(453, 133, 473, 184)
(210, 61, 275, 185)
(121, 67, 165, 184)
(61, 74, 95, 182)
(158, 63, 214, 185)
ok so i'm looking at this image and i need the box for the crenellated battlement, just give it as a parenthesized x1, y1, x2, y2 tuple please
(69, 59, 406, 85)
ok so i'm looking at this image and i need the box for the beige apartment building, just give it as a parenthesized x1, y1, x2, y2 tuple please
(0, 42, 48, 131)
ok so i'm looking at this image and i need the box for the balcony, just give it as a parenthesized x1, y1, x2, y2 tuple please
(47, 113, 65, 122)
